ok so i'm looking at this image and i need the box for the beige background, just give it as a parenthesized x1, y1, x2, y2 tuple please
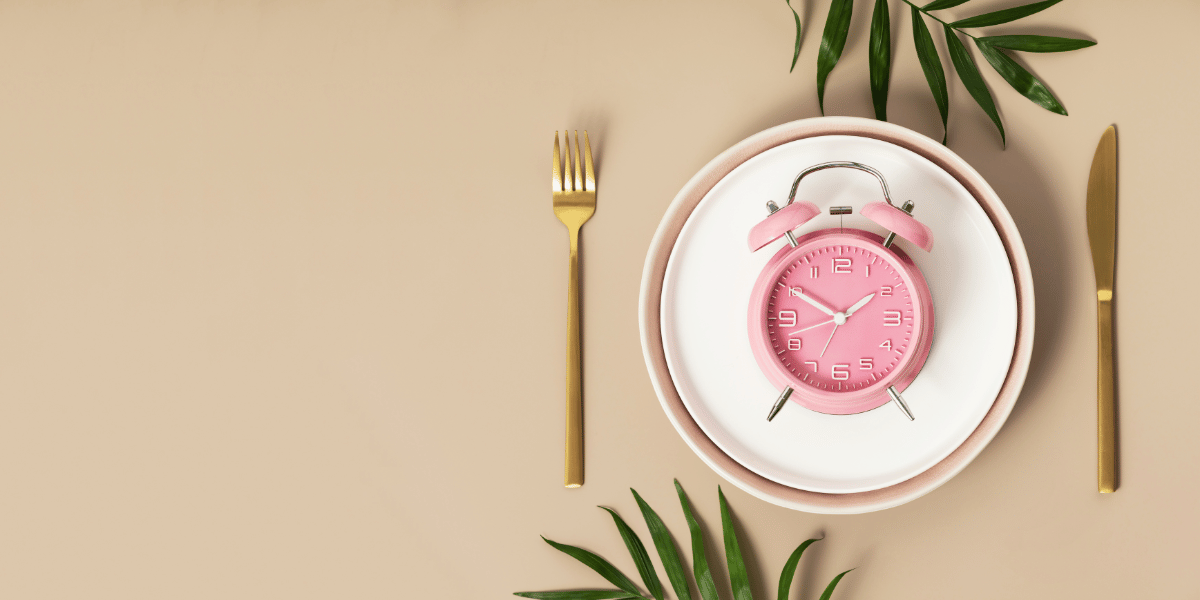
(0, 0, 1196, 598)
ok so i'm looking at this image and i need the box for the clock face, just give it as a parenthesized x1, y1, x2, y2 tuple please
(752, 231, 931, 410)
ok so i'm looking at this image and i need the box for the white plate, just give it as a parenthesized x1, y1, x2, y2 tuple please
(660, 135, 1017, 494)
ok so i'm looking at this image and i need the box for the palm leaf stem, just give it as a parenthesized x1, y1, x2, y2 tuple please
(899, 0, 977, 39)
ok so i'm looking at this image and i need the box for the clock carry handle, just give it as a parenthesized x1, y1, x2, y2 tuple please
(784, 161, 896, 207)
(748, 161, 934, 253)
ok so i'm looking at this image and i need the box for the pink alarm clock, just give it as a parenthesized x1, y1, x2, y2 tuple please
(748, 162, 935, 422)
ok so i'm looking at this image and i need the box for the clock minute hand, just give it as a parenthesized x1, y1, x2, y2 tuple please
(843, 293, 876, 318)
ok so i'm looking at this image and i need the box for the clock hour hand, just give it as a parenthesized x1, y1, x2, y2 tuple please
(790, 288, 836, 316)
(843, 293, 876, 318)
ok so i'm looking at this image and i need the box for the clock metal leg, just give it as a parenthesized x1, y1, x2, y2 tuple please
(766, 387, 794, 421)
(887, 386, 915, 421)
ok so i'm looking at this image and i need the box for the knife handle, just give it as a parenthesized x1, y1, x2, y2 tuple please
(1097, 292, 1116, 493)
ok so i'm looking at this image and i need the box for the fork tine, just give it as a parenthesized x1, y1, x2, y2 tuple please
(563, 132, 574, 191)
(583, 131, 595, 192)
(572, 130, 583, 192)
(552, 131, 563, 193)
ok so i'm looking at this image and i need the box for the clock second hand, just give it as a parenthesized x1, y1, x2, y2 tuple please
(820, 323, 840, 357)
(788, 318, 835, 336)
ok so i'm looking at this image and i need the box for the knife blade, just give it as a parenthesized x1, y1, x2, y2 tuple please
(1086, 125, 1117, 493)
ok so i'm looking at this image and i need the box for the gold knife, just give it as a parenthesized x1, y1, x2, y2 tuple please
(1086, 125, 1118, 493)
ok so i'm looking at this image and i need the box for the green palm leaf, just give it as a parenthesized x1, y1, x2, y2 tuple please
(818, 570, 854, 600)
(718, 487, 753, 600)
(922, 0, 971, 10)
(952, 0, 1061, 28)
(977, 34, 1095, 52)
(911, 7, 949, 143)
(786, 0, 803, 72)
(868, 0, 891, 121)
(976, 40, 1066, 114)
(519, 482, 862, 600)
(777, 538, 821, 600)
(632, 489, 692, 600)
(541, 537, 644, 599)
(816, 0, 854, 114)
(944, 24, 1004, 146)
(675, 481, 719, 600)
(600, 507, 663, 600)
(514, 592, 641, 600)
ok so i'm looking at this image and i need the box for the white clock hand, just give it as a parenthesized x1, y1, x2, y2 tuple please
(820, 323, 840, 357)
(843, 293, 876, 318)
(788, 318, 835, 336)
(790, 288, 836, 317)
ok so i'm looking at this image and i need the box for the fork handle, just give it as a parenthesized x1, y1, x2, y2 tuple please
(564, 227, 584, 488)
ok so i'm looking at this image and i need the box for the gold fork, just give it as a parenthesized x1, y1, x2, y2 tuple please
(552, 130, 595, 488)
